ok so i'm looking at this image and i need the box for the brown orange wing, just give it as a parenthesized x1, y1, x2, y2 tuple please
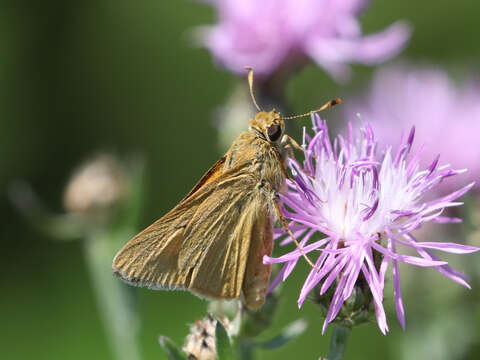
(112, 156, 226, 289)
(241, 214, 273, 309)
(176, 173, 263, 300)
(112, 156, 269, 304)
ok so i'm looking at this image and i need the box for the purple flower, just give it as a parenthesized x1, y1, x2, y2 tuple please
(264, 115, 478, 334)
(197, 0, 410, 82)
(345, 64, 480, 192)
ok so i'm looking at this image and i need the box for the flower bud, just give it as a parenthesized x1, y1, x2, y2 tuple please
(63, 154, 127, 215)
(182, 315, 230, 360)
(313, 277, 374, 329)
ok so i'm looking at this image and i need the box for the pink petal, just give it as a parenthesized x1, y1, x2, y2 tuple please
(413, 242, 480, 254)
(390, 240, 406, 330)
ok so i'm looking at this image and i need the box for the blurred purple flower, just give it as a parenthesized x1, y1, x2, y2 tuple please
(345, 65, 480, 192)
(197, 0, 410, 82)
(264, 115, 478, 334)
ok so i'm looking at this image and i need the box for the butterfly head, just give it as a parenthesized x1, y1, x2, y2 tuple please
(249, 111, 285, 143)
(244, 66, 341, 144)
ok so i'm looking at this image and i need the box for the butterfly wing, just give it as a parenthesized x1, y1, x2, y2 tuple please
(241, 214, 273, 309)
(112, 177, 218, 290)
(177, 173, 266, 300)
(112, 157, 271, 304)
(112, 156, 226, 289)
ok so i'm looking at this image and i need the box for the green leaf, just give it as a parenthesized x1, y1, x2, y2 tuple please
(215, 320, 234, 360)
(258, 319, 307, 350)
(158, 335, 187, 360)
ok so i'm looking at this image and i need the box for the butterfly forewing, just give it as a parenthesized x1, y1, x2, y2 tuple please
(112, 179, 217, 290)
(112, 156, 229, 287)
(113, 154, 273, 306)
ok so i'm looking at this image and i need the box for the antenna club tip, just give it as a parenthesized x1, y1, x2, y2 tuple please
(244, 66, 253, 71)
(332, 98, 342, 106)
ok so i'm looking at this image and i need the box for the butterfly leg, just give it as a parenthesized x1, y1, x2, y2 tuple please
(280, 135, 315, 179)
(270, 147, 292, 182)
(281, 134, 304, 153)
(271, 191, 320, 272)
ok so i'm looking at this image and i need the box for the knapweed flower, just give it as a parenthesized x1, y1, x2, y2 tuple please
(345, 64, 480, 192)
(264, 115, 479, 334)
(197, 0, 410, 82)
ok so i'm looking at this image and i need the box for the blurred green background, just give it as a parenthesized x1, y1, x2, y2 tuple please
(1, 1, 480, 359)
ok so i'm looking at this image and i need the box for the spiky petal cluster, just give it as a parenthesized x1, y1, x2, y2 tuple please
(344, 64, 480, 192)
(264, 115, 478, 334)
(196, 0, 410, 82)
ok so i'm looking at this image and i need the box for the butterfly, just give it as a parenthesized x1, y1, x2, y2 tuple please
(113, 68, 340, 309)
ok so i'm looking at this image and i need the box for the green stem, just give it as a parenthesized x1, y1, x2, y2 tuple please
(234, 339, 255, 360)
(84, 230, 142, 360)
(326, 325, 351, 360)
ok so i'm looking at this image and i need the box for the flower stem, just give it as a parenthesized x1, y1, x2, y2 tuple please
(84, 230, 142, 360)
(235, 340, 255, 360)
(326, 325, 351, 360)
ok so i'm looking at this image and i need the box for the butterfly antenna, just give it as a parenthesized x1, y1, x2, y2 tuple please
(281, 98, 342, 120)
(245, 66, 262, 112)
(273, 201, 321, 272)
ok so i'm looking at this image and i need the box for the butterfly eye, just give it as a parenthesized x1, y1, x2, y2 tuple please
(267, 124, 282, 142)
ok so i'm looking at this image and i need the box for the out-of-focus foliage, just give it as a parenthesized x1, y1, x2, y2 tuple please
(1, 1, 479, 360)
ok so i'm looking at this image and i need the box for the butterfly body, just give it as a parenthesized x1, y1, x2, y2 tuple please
(113, 110, 289, 309)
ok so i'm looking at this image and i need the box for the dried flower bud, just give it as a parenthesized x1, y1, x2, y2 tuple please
(183, 315, 230, 360)
(63, 154, 127, 214)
